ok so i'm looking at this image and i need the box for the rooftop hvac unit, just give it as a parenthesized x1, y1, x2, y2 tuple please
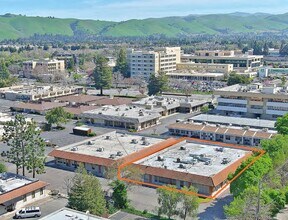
(141, 136, 146, 141)
(179, 146, 186, 150)
(176, 158, 181, 163)
(106, 136, 112, 140)
(205, 160, 212, 165)
(157, 156, 164, 161)
(216, 147, 224, 152)
(87, 141, 93, 145)
(221, 157, 231, 164)
(131, 139, 138, 144)
(116, 151, 123, 156)
(97, 147, 104, 152)
(179, 164, 186, 169)
(71, 146, 78, 151)
(262, 128, 268, 132)
(110, 154, 116, 159)
(142, 140, 150, 146)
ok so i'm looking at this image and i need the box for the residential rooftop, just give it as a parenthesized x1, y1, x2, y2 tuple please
(136, 140, 250, 177)
(190, 114, 276, 130)
(53, 131, 164, 160)
(40, 208, 108, 220)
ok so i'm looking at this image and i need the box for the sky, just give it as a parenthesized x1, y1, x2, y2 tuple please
(1, 0, 288, 21)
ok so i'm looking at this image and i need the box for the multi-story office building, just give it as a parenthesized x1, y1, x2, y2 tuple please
(181, 50, 263, 72)
(127, 47, 181, 78)
(214, 83, 288, 120)
(23, 59, 65, 77)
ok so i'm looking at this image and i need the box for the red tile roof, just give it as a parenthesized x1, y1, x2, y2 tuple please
(14, 102, 66, 112)
(57, 94, 105, 104)
(0, 181, 48, 204)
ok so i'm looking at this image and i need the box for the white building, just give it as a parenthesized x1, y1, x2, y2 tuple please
(0, 173, 48, 215)
(127, 47, 181, 78)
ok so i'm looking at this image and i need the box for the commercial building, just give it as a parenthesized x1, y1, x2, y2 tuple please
(0, 172, 48, 215)
(23, 59, 65, 77)
(214, 83, 288, 120)
(132, 138, 252, 196)
(40, 208, 109, 220)
(81, 105, 161, 131)
(177, 63, 233, 74)
(0, 85, 84, 101)
(167, 121, 276, 146)
(190, 114, 276, 130)
(166, 71, 224, 81)
(181, 50, 263, 72)
(127, 47, 181, 78)
(12, 102, 67, 115)
(49, 132, 253, 197)
(258, 67, 288, 78)
(48, 131, 165, 177)
(132, 96, 208, 116)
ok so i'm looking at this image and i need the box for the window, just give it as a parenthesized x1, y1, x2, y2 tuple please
(23, 194, 27, 202)
(32, 191, 35, 199)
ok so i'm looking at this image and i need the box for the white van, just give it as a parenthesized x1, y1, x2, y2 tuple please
(14, 206, 41, 219)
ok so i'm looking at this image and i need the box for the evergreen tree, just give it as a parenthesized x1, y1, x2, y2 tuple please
(115, 48, 128, 78)
(148, 71, 169, 95)
(68, 164, 107, 216)
(93, 55, 112, 95)
(263, 42, 269, 56)
(26, 121, 46, 178)
(275, 114, 288, 135)
(3, 114, 28, 175)
(0, 163, 7, 173)
(111, 180, 129, 209)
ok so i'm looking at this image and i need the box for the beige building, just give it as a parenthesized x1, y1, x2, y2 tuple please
(181, 50, 263, 72)
(214, 83, 288, 120)
(23, 59, 65, 77)
(127, 47, 181, 78)
(177, 63, 233, 74)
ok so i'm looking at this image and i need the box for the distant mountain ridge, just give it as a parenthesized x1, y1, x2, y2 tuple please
(0, 12, 288, 41)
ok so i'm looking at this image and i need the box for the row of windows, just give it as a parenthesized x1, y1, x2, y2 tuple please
(267, 106, 288, 111)
(132, 68, 154, 71)
(218, 102, 246, 108)
(132, 64, 154, 67)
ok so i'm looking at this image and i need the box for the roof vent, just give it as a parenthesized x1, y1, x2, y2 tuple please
(157, 156, 165, 161)
(116, 151, 123, 156)
(180, 146, 186, 150)
(179, 164, 186, 169)
(176, 158, 181, 163)
(97, 147, 104, 152)
(131, 139, 138, 144)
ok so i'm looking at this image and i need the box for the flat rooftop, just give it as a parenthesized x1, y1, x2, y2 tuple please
(82, 105, 161, 122)
(40, 208, 108, 220)
(54, 131, 164, 160)
(0, 172, 34, 194)
(191, 114, 275, 129)
(136, 140, 250, 177)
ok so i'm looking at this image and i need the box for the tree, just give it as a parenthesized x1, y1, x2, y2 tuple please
(93, 55, 112, 95)
(227, 73, 251, 86)
(68, 164, 107, 216)
(45, 107, 72, 128)
(3, 114, 29, 175)
(280, 76, 287, 87)
(148, 72, 168, 95)
(275, 113, 288, 135)
(111, 180, 129, 209)
(115, 48, 128, 78)
(157, 185, 181, 219)
(200, 106, 209, 113)
(0, 60, 16, 88)
(180, 186, 199, 220)
(25, 121, 46, 178)
(0, 163, 7, 173)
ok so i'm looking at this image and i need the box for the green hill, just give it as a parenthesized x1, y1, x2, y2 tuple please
(1, 13, 288, 40)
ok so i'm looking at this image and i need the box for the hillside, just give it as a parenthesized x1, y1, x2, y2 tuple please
(1, 13, 288, 40)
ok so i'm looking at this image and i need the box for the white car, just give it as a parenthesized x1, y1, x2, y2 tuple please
(14, 206, 41, 219)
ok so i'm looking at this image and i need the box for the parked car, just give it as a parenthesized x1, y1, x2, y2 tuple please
(14, 206, 41, 219)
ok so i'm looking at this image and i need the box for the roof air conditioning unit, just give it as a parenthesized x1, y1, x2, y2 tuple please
(157, 156, 164, 161)
(87, 141, 93, 145)
(71, 146, 78, 151)
(110, 154, 116, 159)
(106, 136, 111, 140)
(176, 158, 181, 163)
(180, 146, 186, 150)
(131, 139, 138, 144)
(116, 151, 123, 156)
(97, 147, 104, 152)
(179, 164, 186, 169)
